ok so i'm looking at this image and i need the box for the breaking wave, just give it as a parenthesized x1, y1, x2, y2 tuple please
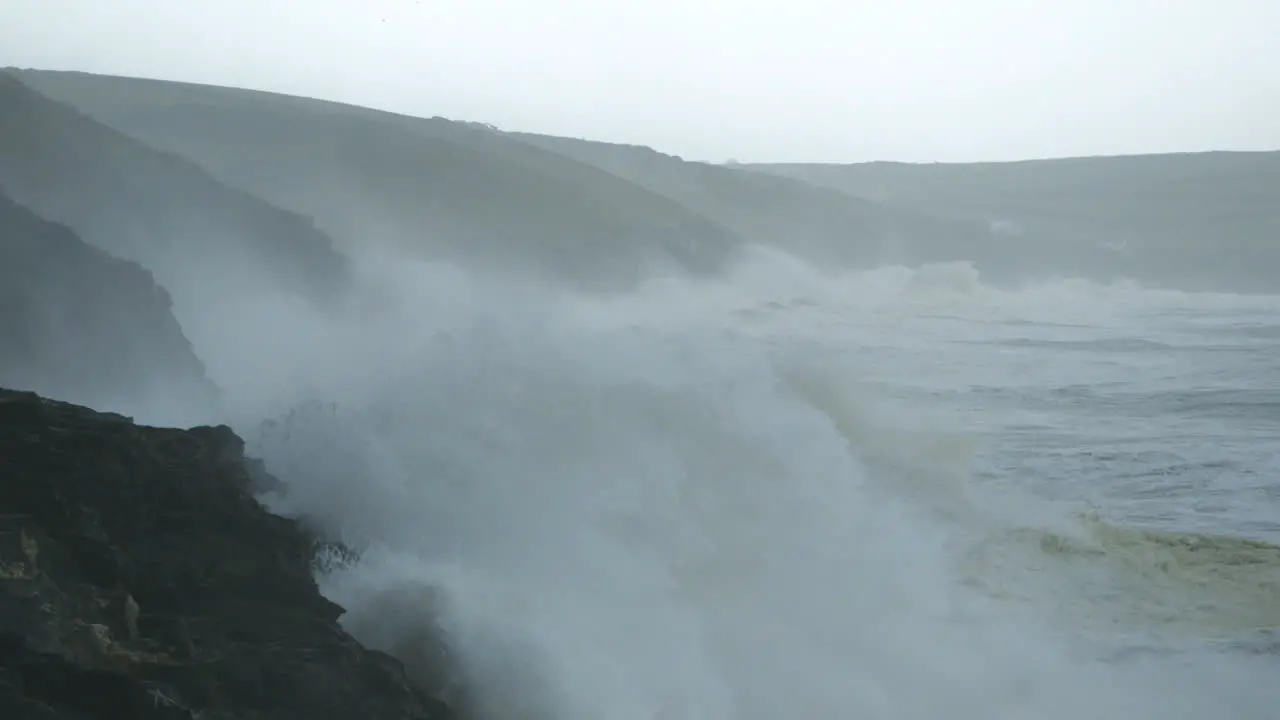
(194, 247, 1280, 719)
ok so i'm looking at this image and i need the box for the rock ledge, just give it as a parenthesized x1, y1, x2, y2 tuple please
(0, 387, 451, 719)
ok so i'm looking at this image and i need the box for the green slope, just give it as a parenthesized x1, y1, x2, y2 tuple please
(0, 188, 219, 414)
(18, 68, 1262, 293)
(510, 133, 1002, 271)
(752, 154, 1280, 293)
(0, 73, 350, 310)
(13, 69, 741, 291)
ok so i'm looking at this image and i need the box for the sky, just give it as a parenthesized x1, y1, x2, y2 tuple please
(2, 0, 1278, 163)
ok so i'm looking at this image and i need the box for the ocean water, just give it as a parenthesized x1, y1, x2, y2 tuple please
(203, 249, 1280, 719)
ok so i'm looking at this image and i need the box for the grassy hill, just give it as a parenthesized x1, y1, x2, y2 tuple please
(510, 133, 1003, 272)
(0, 188, 218, 417)
(12, 69, 742, 291)
(0, 72, 351, 311)
(753, 154, 1280, 293)
(11, 68, 1275, 294)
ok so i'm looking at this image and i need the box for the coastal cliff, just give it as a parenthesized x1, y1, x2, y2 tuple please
(0, 189, 218, 418)
(0, 388, 454, 719)
(0, 72, 351, 311)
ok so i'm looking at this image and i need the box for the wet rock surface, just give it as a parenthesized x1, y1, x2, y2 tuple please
(0, 388, 454, 719)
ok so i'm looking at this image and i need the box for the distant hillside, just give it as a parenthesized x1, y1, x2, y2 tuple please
(752, 154, 1280, 293)
(0, 72, 350, 311)
(510, 133, 1005, 272)
(0, 188, 218, 418)
(13, 69, 742, 291)
(15, 69, 1275, 293)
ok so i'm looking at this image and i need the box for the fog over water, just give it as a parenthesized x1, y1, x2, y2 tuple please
(3, 3, 1278, 716)
(161, 248, 1279, 719)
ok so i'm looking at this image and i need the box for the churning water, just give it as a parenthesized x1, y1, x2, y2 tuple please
(202, 248, 1280, 719)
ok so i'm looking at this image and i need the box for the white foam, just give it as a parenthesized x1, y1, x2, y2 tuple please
(200, 250, 1280, 719)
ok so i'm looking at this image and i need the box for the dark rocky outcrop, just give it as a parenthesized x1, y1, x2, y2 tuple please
(0, 388, 454, 719)
(0, 189, 218, 418)
(0, 72, 350, 311)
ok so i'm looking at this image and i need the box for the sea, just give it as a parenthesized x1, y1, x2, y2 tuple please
(196, 248, 1280, 719)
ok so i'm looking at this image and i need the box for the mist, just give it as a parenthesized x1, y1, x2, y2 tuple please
(3, 62, 1279, 719)
(10, 190, 1280, 718)
(170, 245, 1274, 719)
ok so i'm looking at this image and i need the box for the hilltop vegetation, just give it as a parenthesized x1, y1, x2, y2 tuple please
(0, 189, 218, 417)
(510, 133, 1005, 271)
(0, 73, 351, 311)
(754, 154, 1280, 293)
(6, 67, 1278, 297)
(16, 68, 1013, 288)
(13, 70, 742, 291)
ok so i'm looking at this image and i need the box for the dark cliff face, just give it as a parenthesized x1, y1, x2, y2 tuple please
(0, 73, 351, 311)
(0, 189, 219, 420)
(0, 388, 454, 720)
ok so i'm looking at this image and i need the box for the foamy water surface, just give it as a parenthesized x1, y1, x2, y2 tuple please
(200, 249, 1280, 719)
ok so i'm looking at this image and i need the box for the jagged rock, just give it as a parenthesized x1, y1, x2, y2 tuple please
(0, 388, 455, 719)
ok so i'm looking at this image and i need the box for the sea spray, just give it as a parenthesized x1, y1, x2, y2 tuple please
(208, 250, 1279, 718)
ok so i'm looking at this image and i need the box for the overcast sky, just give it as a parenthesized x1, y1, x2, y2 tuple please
(2, 0, 1278, 163)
